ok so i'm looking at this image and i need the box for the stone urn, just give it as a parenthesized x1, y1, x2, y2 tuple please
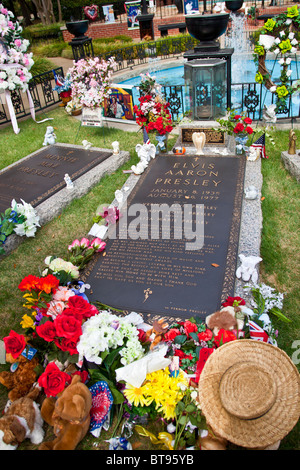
(185, 13, 230, 50)
(225, 1, 244, 12)
(66, 20, 89, 38)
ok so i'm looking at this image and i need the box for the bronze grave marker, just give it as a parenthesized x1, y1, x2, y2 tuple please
(0, 145, 112, 213)
(83, 154, 245, 321)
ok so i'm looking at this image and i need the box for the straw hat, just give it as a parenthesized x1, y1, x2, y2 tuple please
(198, 339, 300, 449)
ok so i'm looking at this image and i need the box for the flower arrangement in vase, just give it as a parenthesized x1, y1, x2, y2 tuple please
(215, 109, 255, 154)
(0, 3, 34, 93)
(133, 73, 173, 153)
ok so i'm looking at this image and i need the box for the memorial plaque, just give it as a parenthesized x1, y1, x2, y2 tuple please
(82, 154, 245, 321)
(0, 145, 112, 213)
(181, 128, 225, 146)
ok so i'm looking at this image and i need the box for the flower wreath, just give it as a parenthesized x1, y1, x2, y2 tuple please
(253, 5, 300, 106)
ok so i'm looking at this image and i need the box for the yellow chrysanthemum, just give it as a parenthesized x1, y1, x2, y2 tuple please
(123, 383, 149, 407)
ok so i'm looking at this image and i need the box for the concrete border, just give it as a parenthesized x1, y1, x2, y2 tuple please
(1, 143, 130, 258)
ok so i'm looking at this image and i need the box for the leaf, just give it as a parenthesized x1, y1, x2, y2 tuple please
(190, 332, 199, 342)
(174, 334, 187, 345)
(270, 307, 292, 323)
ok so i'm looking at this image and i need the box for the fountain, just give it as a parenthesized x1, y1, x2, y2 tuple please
(183, 13, 234, 119)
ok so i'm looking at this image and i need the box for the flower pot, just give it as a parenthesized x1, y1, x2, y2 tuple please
(71, 108, 82, 116)
(59, 95, 72, 107)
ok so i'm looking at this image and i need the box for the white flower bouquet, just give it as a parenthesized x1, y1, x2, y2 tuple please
(77, 310, 145, 366)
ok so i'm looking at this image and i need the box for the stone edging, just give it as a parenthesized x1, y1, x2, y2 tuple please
(0, 143, 130, 258)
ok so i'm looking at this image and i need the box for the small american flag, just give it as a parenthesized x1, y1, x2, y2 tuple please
(143, 127, 150, 145)
(251, 134, 268, 159)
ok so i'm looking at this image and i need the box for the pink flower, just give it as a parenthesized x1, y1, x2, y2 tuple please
(52, 286, 75, 302)
(68, 239, 80, 251)
(90, 238, 106, 252)
(14, 39, 22, 47)
(80, 237, 90, 248)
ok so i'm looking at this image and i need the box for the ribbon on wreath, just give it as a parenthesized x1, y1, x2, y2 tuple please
(1, 64, 53, 134)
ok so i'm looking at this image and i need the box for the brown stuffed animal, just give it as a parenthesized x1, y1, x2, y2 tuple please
(39, 375, 92, 450)
(205, 306, 244, 335)
(0, 385, 44, 450)
(0, 355, 39, 402)
(145, 318, 169, 349)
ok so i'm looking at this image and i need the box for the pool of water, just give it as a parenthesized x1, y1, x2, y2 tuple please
(117, 57, 300, 119)
(119, 58, 300, 87)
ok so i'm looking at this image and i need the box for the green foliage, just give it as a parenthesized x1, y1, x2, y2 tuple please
(22, 23, 64, 43)
(29, 56, 56, 76)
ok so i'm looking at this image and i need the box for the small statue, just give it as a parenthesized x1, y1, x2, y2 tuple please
(288, 129, 297, 155)
(64, 173, 74, 189)
(192, 131, 206, 155)
(82, 140, 92, 150)
(236, 254, 262, 284)
(247, 146, 260, 161)
(244, 185, 259, 200)
(112, 141, 120, 155)
(135, 142, 156, 162)
(43, 126, 56, 146)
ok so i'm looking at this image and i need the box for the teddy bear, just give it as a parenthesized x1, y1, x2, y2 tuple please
(0, 384, 44, 450)
(0, 354, 40, 402)
(43, 126, 56, 146)
(39, 374, 92, 450)
(205, 306, 244, 335)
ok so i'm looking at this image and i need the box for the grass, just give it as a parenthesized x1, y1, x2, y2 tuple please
(0, 108, 299, 449)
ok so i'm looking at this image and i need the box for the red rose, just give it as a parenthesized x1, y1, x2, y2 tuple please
(222, 296, 245, 307)
(183, 320, 198, 337)
(214, 328, 237, 348)
(174, 349, 185, 358)
(65, 295, 98, 320)
(3, 330, 26, 359)
(38, 362, 71, 397)
(195, 347, 215, 382)
(233, 123, 244, 133)
(71, 370, 89, 384)
(36, 321, 57, 342)
(57, 336, 79, 355)
(245, 126, 253, 134)
(138, 329, 150, 343)
(244, 117, 252, 124)
(164, 328, 181, 342)
(54, 314, 82, 339)
(198, 328, 213, 342)
(234, 115, 241, 120)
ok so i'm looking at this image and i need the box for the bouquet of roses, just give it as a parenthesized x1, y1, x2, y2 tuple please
(216, 109, 254, 137)
(19, 272, 99, 361)
(69, 56, 116, 108)
(0, 3, 34, 92)
(134, 73, 173, 136)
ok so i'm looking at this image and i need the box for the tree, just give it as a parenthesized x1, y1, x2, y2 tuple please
(31, 0, 56, 24)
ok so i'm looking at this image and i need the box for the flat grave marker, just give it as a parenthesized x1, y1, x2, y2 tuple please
(83, 153, 246, 321)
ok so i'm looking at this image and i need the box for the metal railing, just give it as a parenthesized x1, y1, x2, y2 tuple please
(0, 67, 63, 127)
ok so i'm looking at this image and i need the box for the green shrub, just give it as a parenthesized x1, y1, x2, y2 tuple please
(31, 40, 66, 57)
(30, 56, 57, 76)
(23, 23, 64, 43)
